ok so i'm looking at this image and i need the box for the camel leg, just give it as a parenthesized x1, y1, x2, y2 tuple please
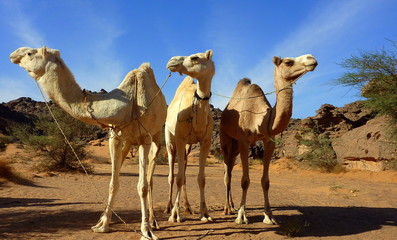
(197, 139, 212, 222)
(92, 135, 123, 233)
(121, 141, 132, 166)
(137, 144, 158, 240)
(147, 141, 160, 229)
(182, 144, 193, 214)
(220, 132, 239, 215)
(262, 140, 278, 225)
(236, 141, 250, 224)
(165, 131, 175, 214)
(168, 138, 187, 222)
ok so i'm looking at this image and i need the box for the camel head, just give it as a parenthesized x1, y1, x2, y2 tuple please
(10, 46, 61, 80)
(272, 54, 317, 82)
(166, 50, 215, 79)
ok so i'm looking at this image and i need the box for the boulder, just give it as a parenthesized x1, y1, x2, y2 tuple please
(332, 115, 397, 171)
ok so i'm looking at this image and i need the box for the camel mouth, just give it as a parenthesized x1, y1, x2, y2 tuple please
(10, 56, 20, 64)
(305, 63, 317, 71)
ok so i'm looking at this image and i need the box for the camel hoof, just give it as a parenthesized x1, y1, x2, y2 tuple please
(168, 215, 181, 223)
(164, 205, 172, 214)
(235, 217, 249, 224)
(184, 206, 194, 214)
(200, 216, 213, 222)
(91, 225, 109, 233)
(150, 220, 161, 229)
(263, 215, 278, 225)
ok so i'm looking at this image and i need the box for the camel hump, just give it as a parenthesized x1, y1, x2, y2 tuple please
(238, 78, 252, 86)
(232, 78, 265, 99)
(139, 63, 155, 82)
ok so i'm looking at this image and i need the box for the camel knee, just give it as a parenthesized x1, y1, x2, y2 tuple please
(176, 176, 184, 188)
(241, 178, 250, 190)
(109, 181, 120, 194)
(137, 182, 149, 197)
(261, 178, 270, 191)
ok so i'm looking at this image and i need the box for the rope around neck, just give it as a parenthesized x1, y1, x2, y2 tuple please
(212, 71, 307, 100)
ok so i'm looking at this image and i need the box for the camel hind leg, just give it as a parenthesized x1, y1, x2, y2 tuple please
(164, 130, 176, 214)
(182, 144, 193, 214)
(147, 139, 161, 229)
(137, 144, 158, 240)
(236, 141, 250, 224)
(220, 130, 239, 215)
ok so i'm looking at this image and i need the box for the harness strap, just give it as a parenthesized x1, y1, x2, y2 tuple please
(194, 91, 212, 101)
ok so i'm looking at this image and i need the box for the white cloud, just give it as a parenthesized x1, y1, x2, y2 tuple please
(2, 0, 45, 47)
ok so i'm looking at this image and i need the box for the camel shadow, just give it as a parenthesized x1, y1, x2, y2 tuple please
(0, 202, 141, 239)
(273, 206, 397, 237)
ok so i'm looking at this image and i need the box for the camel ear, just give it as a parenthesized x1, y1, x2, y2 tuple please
(41, 46, 47, 57)
(273, 56, 282, 66)
(205, 50, 213, 60)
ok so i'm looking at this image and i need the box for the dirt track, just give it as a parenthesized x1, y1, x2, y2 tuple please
(1, 143, 397, 239)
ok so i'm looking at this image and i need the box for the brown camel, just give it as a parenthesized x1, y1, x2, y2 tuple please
(165, 50, 215, 222)
(220, 54, 317, 224)
(10, 47, 167, 240)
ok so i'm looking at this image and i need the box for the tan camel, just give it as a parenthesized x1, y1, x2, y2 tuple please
(220, 54, 317, 224)
(164, 50, 215, 223)
(10, 46, 167, 240)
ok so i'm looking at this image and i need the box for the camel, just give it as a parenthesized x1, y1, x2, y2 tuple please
(220, 54, 317, 224)
(164, 50, 215, 223)
(10, 46, 167, 240)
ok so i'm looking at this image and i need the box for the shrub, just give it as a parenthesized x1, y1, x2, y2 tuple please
(12, 107, 94, 173)
(297, 126, 341, 173)
(0, 136, 13, 152)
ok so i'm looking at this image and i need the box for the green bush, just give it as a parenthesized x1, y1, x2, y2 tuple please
(12, 107, 94, 172)
(297, 126, 341, 173)
(337, 39, 397, 142)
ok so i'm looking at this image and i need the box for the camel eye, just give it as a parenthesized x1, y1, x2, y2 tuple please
(284, 60, 294, 66)
(27, 52, 32, 56)
(191, 56, 199, 61)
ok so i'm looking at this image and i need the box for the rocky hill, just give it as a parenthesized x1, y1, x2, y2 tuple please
(1, 98, 396, 171)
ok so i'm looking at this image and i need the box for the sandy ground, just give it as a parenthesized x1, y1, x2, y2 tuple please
(1, 142, 397, 240)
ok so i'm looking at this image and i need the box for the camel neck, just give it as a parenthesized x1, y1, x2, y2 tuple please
(38, 61, 89, 120)
(270, 77, 294, 135)
(196, 76, 213, 99)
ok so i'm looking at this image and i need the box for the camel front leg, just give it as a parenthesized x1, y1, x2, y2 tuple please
(197, 139, 212, 222)
(168, 139, 186, 222)
(147, 141, 160, 229)
(236, 141, 250, 224)
(92, 135, 123, 233)
(137, 144, 158, 240)
(262, 140, 278, 225)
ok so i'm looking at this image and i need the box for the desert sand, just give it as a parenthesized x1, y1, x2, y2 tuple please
(1, 142, 396, 239)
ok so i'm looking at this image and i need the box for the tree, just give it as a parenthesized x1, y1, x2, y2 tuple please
(337, 40, 397, 141)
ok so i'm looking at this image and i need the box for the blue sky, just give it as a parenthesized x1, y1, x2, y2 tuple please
(0, 0, 396, 119)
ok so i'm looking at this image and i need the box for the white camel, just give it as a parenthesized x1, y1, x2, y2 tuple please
(10, 46, 167, 240)
(165, 50, 215, 222)
(220, 54, 317, 224)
